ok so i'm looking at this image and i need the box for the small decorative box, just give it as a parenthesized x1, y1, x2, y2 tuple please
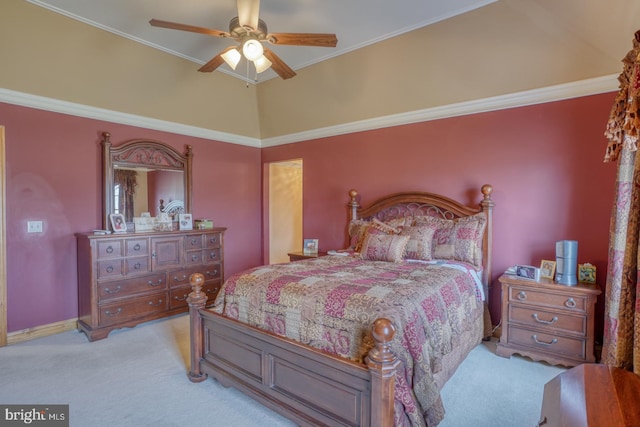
(194, 219, 214, 229)
(578, 263, 596, 284)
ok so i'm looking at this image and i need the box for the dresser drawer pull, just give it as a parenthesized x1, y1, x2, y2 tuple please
(106, 265, 114, 273)
(191, 254, 198, 262)
(209, 252, 217, 259)
(106, 246, 114, 254)
(206, 287, 219, 294)
(148, 299, 163, 306)
(133, 243, 141, 251)
(516, 291, 527, 301)
(104, 286, 121, 294)
(147, 279, 164, 287)
(190, 238, 198, 246)
(532, 313, 558, 325)
(133, 262, 142, 270)
(173, 274, 188, 282)
(532, 335, 558, 346)
(173, 294, 188, 302)
(564, 298, 576, 308)
(209, 237, 217, 244)
(104, 308, 123, 317)
(206, 269, 218, 277)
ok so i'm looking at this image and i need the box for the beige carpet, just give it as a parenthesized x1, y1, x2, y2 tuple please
(0, 314, 564, 426)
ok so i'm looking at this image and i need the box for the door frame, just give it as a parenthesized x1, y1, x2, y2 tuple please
(0, 126, 6, 346)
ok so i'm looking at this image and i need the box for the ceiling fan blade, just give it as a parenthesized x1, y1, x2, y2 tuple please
(267, 33, 337, 47)
(263, 48, 296, 80)
(237, 0, 260, 31)
(149, 19, 229, 38)
(198, 46, 238, 72)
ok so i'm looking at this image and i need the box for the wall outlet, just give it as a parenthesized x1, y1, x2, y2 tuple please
(27, 220, 43, 233)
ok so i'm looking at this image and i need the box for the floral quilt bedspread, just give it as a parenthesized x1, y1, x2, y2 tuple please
(211, 255, 484, 427)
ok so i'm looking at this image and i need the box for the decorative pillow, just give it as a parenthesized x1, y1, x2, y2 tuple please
(412, 213, 486, 267)
(348, 219, 370, 251)
(451, 214, 487, 267)
(359, 232, 410, 262)
(400, 225, 437, 261)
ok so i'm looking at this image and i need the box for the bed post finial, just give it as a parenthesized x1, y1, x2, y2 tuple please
(187, 273, 208, 383)
(348, 189, 360, 221)
(366, 318, 400, 427)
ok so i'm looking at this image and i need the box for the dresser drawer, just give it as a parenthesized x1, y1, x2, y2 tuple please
(169, 281, 222, 310)
(507, 325, 586, 361)
(509, 305, 586, 335)
(169, 266, 222, 287)
(185, 235, 204, 250)
(509, 286, 587, 313)
(97, 240, 123, 259)
(126, 239, 149, 256)
(205, 232, 222, 248)
(98, 273, 167, 300)
(203, 248, 221, 264)
(97, 259, 124, 279)
(185, 250, 203, 266)
(125, 256, 150, 275)
(99, 292, 168, 326)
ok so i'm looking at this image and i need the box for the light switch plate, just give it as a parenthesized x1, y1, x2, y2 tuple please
(27, 220, 43, 233)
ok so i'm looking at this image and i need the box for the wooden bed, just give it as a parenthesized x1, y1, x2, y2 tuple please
(186, 185, 494, 427)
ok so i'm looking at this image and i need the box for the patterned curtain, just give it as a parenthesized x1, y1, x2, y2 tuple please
(602, 31, 640, 373)
(114, 169, 138, 222)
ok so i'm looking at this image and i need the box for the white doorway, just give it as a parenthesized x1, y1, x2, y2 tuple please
(268, 160, 303, 264)
(0, 126, 6, 346)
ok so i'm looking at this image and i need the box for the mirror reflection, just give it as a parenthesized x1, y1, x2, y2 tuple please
(113, 167, 185, 221)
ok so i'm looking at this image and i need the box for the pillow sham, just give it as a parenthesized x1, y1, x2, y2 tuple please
(400, 225, 437, 261)
(413, 213, 486, 267)
(359, 232, 410, 262)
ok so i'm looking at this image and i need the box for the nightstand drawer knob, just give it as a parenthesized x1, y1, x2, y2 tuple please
(532, 313, 558, 324)
(564, 298, 576, 308)
(532, 335, 558, 346)
(517, 291, 527, 301)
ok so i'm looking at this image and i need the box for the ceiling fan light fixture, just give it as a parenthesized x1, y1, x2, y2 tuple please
(253, 55, 272, 73)
(242, 38, 264, 61)
(221, 48, 241, 70)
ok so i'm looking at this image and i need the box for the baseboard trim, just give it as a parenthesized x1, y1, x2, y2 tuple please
(7, 318, 78, 346)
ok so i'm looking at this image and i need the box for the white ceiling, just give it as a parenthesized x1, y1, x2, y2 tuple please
(28, 0, 496, 83)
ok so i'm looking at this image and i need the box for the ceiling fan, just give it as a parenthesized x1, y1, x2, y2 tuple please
(149, 0, 338, 80)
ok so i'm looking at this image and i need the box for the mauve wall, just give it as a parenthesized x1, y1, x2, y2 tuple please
(2, 102, 262, 332)
(262, 92, 619, 339)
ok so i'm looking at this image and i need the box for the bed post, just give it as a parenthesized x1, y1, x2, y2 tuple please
(348, 189, 360, 221)
(480, 184, 494, 338)
(187, 273, 208, 383)
(479, 184, 494, 297)
(366, 318, 400, 427)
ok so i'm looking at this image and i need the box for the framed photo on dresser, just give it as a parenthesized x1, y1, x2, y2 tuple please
(109, 213, 127, 233)
(540, 260, 556, 280)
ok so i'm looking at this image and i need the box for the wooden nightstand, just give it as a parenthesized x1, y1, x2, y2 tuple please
(496, 274, 601, 367)
(287, 251, 327, 262)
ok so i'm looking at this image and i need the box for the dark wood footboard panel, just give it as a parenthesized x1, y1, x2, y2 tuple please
(200, 309, 374, 426)
(187, 273, 398, 427)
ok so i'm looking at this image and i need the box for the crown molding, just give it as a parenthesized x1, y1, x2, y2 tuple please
(0, 88, 261, 148)
(0, 74, 618, 149)
(261, 74, 619, 147)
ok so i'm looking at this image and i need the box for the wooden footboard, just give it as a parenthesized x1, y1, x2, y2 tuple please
(187, 273, 399, 427)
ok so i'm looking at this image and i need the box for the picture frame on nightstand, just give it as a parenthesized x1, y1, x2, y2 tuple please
(303, 238, 319, 254)
(540, 260, 556, 279)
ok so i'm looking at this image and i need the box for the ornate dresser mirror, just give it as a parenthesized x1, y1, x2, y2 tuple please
(101, 131, 193, 231)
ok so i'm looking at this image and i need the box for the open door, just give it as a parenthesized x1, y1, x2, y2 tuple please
(267, 160, 303, 264)
(0, 127, 6, 346)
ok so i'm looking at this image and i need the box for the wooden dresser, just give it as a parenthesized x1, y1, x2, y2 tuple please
(496, 274, 600, 367)
(76, 228, 225, 341)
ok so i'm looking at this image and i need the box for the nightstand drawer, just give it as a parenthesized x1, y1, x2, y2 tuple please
(507, 325, 586, 361)
(509, 286, 587, 313)
(509, 305, 586, 335)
